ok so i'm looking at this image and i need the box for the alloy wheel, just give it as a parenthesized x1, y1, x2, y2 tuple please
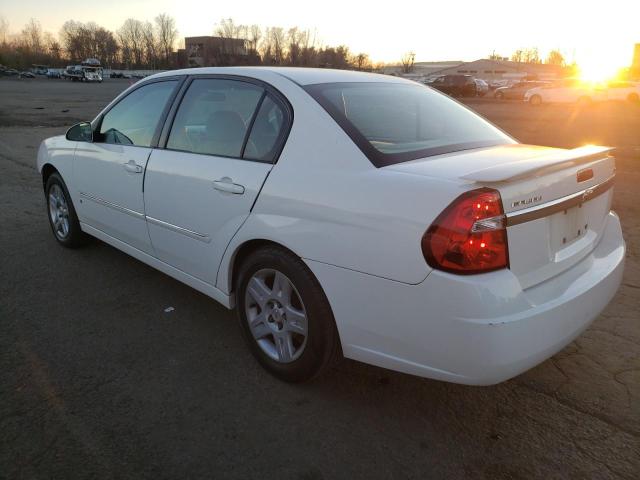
(244, 268, 308, 363)
(48, 184, 70, 240)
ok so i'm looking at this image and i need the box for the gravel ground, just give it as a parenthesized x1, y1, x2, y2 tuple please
(1, 77, 639, 479)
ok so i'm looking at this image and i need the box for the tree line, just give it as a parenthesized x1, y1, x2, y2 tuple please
(201, 18, 374, 70)
(0, 15, 178, 69)
(488, 47, 568, 66)
(0, 15, 376, 71)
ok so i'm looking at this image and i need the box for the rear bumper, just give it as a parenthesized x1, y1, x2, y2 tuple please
(306, 211, 625, 385)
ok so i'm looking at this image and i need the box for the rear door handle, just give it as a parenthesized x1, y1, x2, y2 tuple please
(123, 160, 143, 174)
(213, 177, 245, 195)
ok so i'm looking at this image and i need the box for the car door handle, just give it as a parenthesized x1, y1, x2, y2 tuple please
(123, 160, 143, 173)
(212, 177, 245, 195)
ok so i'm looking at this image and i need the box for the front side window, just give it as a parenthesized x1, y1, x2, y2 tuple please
(98, 80, 178, 147)
(167, 79, 264, 158)
(305, 82, 513, 167)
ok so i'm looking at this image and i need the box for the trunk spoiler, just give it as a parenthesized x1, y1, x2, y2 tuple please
(461, 145, 615, 183)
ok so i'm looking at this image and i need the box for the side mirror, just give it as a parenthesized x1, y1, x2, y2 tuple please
(66, 122, 93, 142)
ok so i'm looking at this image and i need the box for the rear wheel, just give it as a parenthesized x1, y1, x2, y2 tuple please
(236, 245, 341, 382)
(529, 94, 542, 106)
(45, 173, 87, 248)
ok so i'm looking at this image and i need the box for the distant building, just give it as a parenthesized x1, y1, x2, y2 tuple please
(387, 58, 568, 82)
(383, 61, 463, 77)
(183, 36, 248, 67)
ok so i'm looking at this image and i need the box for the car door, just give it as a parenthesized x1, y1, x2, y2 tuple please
(143, 77, 290, 285)
(74, 78, 180, 254)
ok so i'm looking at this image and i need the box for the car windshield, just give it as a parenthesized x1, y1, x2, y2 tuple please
(305, 82, 512, 167)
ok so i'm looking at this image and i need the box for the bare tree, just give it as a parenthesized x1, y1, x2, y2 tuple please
(512, 47, 541, 64)
(60, 20, 118, 65)
(353, 53, 371, 71)
(287, 27, 302, 65)
(511, 49, 524, 63)
(523, 47, 541, 64)
(43, 32, 62, 61)
(215, 18, 244, 56)
(21, 18, 44, 55)
(261, 27, 286, 65)
(142, 21, 159, 68)
(401, 51, 415, 73)
(247, 24, 261, 55)
(546, 49, 565, 66)
(155, 13, 177, 68)
(118, 19, 145, 67)
(0, 16, 9, 44)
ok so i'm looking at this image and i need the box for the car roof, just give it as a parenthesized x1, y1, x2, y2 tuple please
(151, 66, 411, 86)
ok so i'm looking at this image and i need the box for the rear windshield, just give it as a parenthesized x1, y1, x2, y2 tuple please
(304, 82, 513, 167)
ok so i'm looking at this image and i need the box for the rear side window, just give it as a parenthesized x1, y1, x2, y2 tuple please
(167, 79, 264, 158)
(98, 80, 178, 147)
(305, 82, 511, 167)
(244, 96, 286, 162)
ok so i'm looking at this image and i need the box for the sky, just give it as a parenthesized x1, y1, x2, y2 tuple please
(2, 0, 639, 69)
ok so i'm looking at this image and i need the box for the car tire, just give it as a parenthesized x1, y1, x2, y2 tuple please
(529, 94, 542, 106)
(45, 173, 88, 248)
(235, 245, 342, 382)
(628, 93, 639, 103)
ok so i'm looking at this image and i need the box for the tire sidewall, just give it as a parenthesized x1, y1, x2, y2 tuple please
(236, 247, 337, 382)
(45, 173, 84, 247)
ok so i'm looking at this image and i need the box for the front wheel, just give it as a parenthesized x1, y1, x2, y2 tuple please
(236, 246, 342, 382)
(45, 173, 87, 248)
(529, 94, 542, 106)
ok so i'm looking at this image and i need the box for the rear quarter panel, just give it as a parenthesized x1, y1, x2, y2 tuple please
(216, 81, 470, 292)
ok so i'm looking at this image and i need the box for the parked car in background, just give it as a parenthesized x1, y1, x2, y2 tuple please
(1, 68, 19, 77)
(602, 81, 640, 103)
(62, 60, 103, 82)
(430, 74, 477, 97)
(46, 69, 61, 79)
(489, 79, 516, 89)
(19, 71, 36, 79)
(494, 81, 551, 100)
(37, 67, 624, 385)
(524, 79, 600, 105)
(474, 78, 489, 96)
(32, 65, 49, 75)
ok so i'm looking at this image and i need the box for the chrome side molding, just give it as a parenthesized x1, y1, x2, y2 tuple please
(146, 216, 212, 243)
(79, 191, 145, 220)
(79, 191, 211, 243)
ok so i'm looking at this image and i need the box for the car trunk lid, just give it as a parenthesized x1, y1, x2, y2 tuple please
(386, 144, 616, 288)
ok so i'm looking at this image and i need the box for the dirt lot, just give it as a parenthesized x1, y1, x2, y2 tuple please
(1, 77, 639, 479)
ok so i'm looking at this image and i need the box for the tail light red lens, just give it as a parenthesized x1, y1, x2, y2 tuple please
(422, 188, 509, 274)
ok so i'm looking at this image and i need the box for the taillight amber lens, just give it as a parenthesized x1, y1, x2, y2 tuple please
(422, 188, 509, 274)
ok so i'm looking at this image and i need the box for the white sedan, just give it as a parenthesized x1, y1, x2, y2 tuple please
(524, 78, 602, 105)
(38, 67, 625, 384)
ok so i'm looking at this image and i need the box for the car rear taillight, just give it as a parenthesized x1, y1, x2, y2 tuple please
(422, 188, 509, 274)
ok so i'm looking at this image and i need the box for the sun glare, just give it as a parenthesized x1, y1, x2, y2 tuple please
(578, 58, 623, 83)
